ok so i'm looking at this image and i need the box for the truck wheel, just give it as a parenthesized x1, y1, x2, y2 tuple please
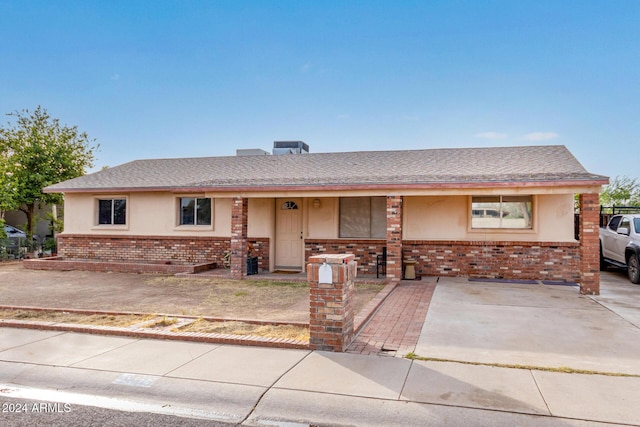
(600, 244, 607, 271)
(628, 254, 640, 284)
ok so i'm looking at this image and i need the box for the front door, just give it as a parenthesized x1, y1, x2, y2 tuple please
(275, 198, 303, 270)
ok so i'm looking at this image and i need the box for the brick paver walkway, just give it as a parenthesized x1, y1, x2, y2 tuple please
(347, 278, 437, 356)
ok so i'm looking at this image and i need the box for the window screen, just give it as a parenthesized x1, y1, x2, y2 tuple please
(339, 197, 386, 238)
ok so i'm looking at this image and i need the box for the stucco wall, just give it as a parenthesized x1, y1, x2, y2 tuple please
(62, 192, 576, 243)
(63, 193, 276, 238)
(306, 197, 338, 238)
(306, 194, 576, 243)
(64, 193, 225, 236)
(403, 194, 576, 242)
(248, 198, 275, 238)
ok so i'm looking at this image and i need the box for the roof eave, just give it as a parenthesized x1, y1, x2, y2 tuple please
(44, 177, 609, 194)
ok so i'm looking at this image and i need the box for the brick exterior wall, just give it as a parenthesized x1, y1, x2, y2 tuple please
(305, 239, 386, 276)
(58, 234, 230, 264)
(579, 193, 600, 294)
(248, 238, 269, 272)
(24, 257, 214, 274)
(56, 234, 270, 272)
(306, 238, 578, 281)
(386, 196, 403, 282)
(308, 254, 357, 352)
(403, 240, 580, 281)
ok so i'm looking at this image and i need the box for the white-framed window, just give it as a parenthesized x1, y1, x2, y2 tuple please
(471, 195, 533, 229)
(97, 198, 127, 225)
(179, 197, 212, 226)
(339, 196, 386, 238)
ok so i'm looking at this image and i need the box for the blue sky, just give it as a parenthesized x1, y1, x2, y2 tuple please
(1, 1, 638, 179)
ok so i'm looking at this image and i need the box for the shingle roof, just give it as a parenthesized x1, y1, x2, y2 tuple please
(45, 145, 607, 193)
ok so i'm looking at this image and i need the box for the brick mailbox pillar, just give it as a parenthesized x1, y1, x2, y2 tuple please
(308, 254, 357, 352)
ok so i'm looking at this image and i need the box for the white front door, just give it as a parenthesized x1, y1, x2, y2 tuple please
(275, 198, 303, 270)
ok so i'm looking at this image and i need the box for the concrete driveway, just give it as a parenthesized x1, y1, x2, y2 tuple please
(415, 271, 640, 375)
(594, 268, 640, 328)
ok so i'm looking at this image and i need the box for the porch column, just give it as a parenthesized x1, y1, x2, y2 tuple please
(386, 195, 403, 282)
(230, 197, 248, 279)
(579, 193, 600, 295)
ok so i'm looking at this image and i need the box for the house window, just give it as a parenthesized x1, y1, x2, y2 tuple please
(180, 197, 212, 225)
(98, 199, 126, 225)
(471, 196, 532, 229)
(339, 197, 386, 238)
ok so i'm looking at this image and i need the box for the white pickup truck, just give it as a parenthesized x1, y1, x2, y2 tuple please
(599, 214, 640, 284)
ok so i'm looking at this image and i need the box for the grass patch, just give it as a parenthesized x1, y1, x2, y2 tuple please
(176, 318, 309, 341)
(144, 316, 178, 328)
(145, 276, 306, 288)
(243, 279, 308, 288)
(405, 353, 640, 378)
(0, 309, 154, 327)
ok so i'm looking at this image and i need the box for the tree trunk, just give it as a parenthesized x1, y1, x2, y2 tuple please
(20, 203, 36, 248)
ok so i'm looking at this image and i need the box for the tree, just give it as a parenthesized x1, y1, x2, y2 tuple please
(0, 106, 98, 240)
(0, 130, 16, 218)
(600, 176, 640, 207)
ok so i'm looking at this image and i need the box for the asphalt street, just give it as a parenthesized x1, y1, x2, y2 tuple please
(1, 397, 234, 427)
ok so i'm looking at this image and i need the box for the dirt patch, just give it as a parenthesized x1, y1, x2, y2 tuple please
(0, 263, 386, 323)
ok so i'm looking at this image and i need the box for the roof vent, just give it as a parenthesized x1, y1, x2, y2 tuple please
(272, 141, 309, 155)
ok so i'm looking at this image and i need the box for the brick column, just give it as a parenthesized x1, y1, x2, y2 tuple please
(230, 197, 248, 280)
(308, 254, 357, 352)
(579, 193, 600, 295)
(386, 195, 403, 282)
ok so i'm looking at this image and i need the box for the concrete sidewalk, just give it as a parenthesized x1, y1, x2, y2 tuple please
(0, 331, 638, 425)
(1, 272, 639, 426)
